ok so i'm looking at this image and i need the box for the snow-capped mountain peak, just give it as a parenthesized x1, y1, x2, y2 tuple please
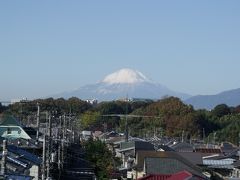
(54, 68, 191, 101)
(102, 68, 150, 84)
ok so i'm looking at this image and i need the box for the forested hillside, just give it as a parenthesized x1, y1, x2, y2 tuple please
(2, 97, 240, 145)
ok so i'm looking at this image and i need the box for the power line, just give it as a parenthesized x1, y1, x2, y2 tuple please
(101, 114, 161, 118)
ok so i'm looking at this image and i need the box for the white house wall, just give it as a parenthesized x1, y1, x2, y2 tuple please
(0, 126, 31, 139)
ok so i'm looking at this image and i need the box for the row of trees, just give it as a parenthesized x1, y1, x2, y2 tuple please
(77, 97, 240, 144)
(2, 97, 240, 144)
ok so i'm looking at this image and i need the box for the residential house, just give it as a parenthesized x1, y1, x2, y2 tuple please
(0, 143, 42, 180)
(131, 151, 206, 179)
(0, 114, 33, 140)
(118, 141, 155, 170)
(80, 130, 92, 141)
(137, 170, 205, 180)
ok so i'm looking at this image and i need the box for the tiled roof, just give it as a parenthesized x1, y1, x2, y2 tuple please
(195, 148, 222, 154)
(177, 152, 203, 165)
(135, 151, 204, 178)
(7, 175, 32, 180)
(169, 142, 194, 152)
(158, 145, 175, 152)
(137, 174, 171, 180)
(137, 171, 205, 180)
(8, 145, 42, 165)
(166, 171, 192, 180)
(120, 141, 154, 152)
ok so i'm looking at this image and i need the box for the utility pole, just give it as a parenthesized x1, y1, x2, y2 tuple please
(71, 115, 75, 143)
(181, 130, 185, 142)
(61, 139, 64, 169)
(69, 113, 72, 143)
(58, 138, 61, 170)
(47, 114, 52, 179)
(48, 114, 52, 138)
(58, 116, 62, 170)
(42, 135, 46, 180)
(63, 113, 66, 141)
(73, 131, 75, 143)
(238, 132, 240, 147)
(61, 113, 66, 169)
(213, 132, 216, 145)
(159, 127, 163, 139)
(36, 103, 40, 141)
(70, 120, 74, 143)
(45, 112, 48, 135)
(125, 115, 128, 142)
(153, 126, 156, 138)
(27, 115, 30, 127)
(1, 140, 7, 176)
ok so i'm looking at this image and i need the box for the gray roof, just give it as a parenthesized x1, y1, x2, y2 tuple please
(135, 151, 205, 178)
(120, 141, 154, 152)
(8, 145, 42, 165)
(6, 175, 32, 180)
(177, 152, 203, 165)
(0, 114, 21, 126)
(220, 142, 239, 156)
(158, 145, 175, 152)
(232, 160, 240, 168)
(169, 142, 194, 152)
(145, 157, 203, 176)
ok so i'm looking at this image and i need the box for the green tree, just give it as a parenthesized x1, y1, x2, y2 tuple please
(83, 138, 118, 179)
(79, 111, 101, 130)
(212, 104, 230, 118)
(0, 103, 8, 113)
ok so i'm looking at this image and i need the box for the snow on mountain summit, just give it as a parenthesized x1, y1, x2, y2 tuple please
(102, 68, 150, 84)
(54, 68, 191, 101)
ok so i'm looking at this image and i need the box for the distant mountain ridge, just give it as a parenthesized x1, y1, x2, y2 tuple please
(185, 88, 240, 109)
(55, 68, 191, 101)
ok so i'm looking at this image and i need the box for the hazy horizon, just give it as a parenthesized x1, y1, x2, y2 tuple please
(1, 1, 240, 100)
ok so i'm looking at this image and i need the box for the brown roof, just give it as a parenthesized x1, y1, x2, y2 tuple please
(195, 148, 222, 154)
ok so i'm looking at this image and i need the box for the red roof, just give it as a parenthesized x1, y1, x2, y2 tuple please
(137, 174, 171, 180)
(166, 171, 192, 180)
(137, 170, 204, 180)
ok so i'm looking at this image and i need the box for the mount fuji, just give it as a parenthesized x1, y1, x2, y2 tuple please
(55, 68, 191, 101)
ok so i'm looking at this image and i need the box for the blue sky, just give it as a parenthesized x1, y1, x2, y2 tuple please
(1, 1, 240, 100)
